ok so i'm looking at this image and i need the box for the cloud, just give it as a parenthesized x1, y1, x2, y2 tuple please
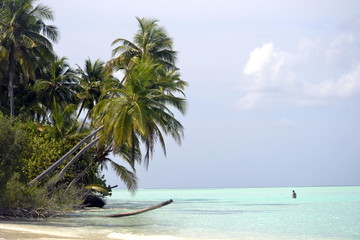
(243, 43, 275, 75)
(325, 33, 355, 63)
(242, 42, 287, 92)
(237, 32, 360, 110)
(306, 64, 360, 98)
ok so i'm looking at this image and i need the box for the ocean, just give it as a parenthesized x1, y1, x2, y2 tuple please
(0, 186, 359, 240)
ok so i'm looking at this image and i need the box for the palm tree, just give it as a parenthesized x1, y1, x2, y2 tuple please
(76, 59, 108, 129)
(29, 18, 187, 193)
(49, 100, 79, 139)
(33, 56, 78, 120)
(107, 17, 178, 76)
(94, 57, 187, 168)
(0, 0, 58, 116)
(59, 58, 186, 189)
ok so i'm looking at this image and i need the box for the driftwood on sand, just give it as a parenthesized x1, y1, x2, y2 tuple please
(105, 199, 173, 217)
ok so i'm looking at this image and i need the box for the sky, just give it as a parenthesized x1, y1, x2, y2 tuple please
(45, 0, 360, 189)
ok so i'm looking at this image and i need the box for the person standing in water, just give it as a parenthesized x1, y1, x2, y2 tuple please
(292, 190, 297, 199)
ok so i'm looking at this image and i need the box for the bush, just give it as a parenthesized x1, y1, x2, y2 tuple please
(0, 114, 110, 217)
(0, 173, 86, 218)
(0, 115, 28, 195)
(0, 116, 88, 218)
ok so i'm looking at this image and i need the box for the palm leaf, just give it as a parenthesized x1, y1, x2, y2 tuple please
(84, 184, 110, 196)
(109, 160, 137, 193)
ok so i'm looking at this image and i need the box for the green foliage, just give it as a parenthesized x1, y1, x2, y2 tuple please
(95, 56, 186, 168)
(0, 116, 96, 217)
(19, 120, 96, 186)
(0, 173, 85, 218)
(0, 115, 105, 217)
(1, 173, 47, 210)
(33, 56, 79, 116)
(0, 115, 28, 195)
(109, 17, 177, 71)
(21, 129, 64, 182)
(0, 0, 59, 116)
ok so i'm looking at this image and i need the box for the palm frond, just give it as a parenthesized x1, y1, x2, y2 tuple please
(110, 160, 137, 193)
(85, 184, 110, 196)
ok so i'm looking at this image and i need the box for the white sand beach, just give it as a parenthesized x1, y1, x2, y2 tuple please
(0, 224, 191, 240)
(0, 224, 83, 240)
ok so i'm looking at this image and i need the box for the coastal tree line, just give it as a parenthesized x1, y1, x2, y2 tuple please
(0, 0, 187, 217)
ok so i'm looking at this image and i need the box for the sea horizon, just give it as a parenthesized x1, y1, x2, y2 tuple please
(123, 184, 360, 190)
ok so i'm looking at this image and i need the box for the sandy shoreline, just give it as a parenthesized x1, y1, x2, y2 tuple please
(0, 230, 78, 240)
(0, 223, 190, 240)
(0, 224, 83, 240)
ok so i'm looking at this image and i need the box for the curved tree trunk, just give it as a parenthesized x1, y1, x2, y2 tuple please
(56, 136, 100, 181)
(105, 199, 173, 217)
(28, 126, 103, 185)
(66, 161, 97, 191)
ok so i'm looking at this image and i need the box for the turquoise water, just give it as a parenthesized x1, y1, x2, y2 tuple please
(1, 186, 359, 239)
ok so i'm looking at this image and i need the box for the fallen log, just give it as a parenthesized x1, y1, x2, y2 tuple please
(105, 199, 173, 217)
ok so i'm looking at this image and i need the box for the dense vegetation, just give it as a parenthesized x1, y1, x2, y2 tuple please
(0, 0, 187, 217)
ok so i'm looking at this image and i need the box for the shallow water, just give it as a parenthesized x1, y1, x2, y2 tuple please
(1, 186, 359, 240)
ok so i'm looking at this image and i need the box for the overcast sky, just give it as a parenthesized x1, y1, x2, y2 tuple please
(45, 0, 360, 189)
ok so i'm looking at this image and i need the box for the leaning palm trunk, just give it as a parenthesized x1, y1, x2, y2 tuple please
(66, 161, 97, 192)
(28, 126, 103, 185)
(57, 136, 100, 181)
(105, 199, 173, 217)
